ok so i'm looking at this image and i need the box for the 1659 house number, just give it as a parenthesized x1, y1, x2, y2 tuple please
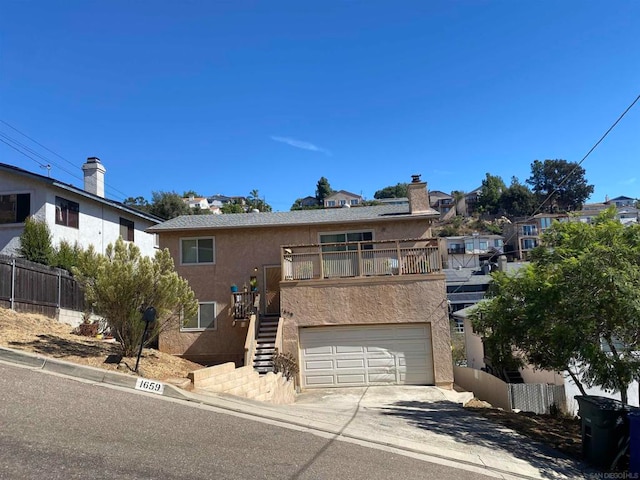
(135, 378, 165, 395)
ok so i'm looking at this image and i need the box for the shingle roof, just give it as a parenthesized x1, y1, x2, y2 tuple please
(148, 204, 439, 232)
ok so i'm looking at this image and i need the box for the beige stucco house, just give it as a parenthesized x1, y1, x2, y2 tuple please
(148, 176, 454, 389)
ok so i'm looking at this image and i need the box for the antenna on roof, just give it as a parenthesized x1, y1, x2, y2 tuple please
(40, 164, 51, 177)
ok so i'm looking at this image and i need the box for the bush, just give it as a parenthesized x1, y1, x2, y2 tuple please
(19, 217, 53, 265)
(273, 350, 299, 381)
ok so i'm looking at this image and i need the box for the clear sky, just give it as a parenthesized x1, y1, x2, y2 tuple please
(1, 1, 639, 211)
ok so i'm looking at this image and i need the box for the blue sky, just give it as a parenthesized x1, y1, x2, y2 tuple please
(1, 1, 639, 211)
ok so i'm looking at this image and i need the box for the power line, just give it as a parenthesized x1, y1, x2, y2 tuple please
(444, 91, 640, 328)
(0, 121, 133, 202)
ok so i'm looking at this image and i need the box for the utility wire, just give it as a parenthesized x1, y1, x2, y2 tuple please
(446, 91, 640, 325)
(0, 121, 133, 202)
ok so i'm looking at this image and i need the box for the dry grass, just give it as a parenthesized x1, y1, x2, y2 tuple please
(0, 307, 203, 383)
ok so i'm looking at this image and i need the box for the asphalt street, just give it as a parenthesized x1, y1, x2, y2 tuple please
(0, 362, 498, 480)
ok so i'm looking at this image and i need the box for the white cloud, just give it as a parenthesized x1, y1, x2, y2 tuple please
(620, 177, 637, 186)
(270, 136, 331, 156)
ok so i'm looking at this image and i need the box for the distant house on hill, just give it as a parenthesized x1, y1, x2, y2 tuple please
(324, 190, 362, 208)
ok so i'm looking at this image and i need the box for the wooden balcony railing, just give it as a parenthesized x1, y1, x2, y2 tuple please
(282, 238, 441, 281)
(231, 291, 260, 320)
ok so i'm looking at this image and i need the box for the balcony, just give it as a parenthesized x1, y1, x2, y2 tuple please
(231, 291, 260, 320)
(282, 238, 441, 281)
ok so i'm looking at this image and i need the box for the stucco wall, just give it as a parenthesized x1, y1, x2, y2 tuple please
(158, 217, 437, 366)
(0, 170, 158, 257)
(280, 275, 454, 387)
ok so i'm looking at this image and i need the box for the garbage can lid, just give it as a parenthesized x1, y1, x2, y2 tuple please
(574, 395, 626, 411)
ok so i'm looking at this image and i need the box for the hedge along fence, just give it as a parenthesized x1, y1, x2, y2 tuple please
(0, 255, 84, 318)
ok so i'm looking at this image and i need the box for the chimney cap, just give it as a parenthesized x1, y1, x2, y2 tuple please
(86, 157, 101, 164)
(411, 174, 422, 183)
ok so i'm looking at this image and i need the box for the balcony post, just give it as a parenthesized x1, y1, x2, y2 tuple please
(319, 248, 324, 279)
(357, 241, 363, 277)
(396, 240, 402, 275)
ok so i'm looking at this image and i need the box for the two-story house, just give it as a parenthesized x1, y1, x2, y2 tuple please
(442, 234, 504, 269)
(323, 190, 362, 208)
(0, 158, 161, 257)
(429, 190, 455, 216)
(502, 213, 568, 260)
(149, 176, 454, 390)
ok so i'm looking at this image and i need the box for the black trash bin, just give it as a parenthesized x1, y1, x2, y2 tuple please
(575, 396, 629, 470)
(629, 410, 640, 475)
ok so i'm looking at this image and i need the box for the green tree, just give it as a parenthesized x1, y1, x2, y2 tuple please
(74, 238, 197, 357)
(220, 202, 245, 214)
(499, 177, 536, 217)
(148, 191, 191, 220)
(247, 189, 272, 212)
(182, 190, 202, 198)
(19, 217, 53, 265)
(477, 173, 506, 214)
(526, 159, 594, 212)
(472, 208, 640, 404)
(52, 240, 82, 272)
(374, 183, 408, 199)
(315, 177, 333, 204)
(123, 196, 150, 213)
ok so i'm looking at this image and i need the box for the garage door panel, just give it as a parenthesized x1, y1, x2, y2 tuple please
(304, 345, 333, 355)
(336, 359, 365, 369)
(305, 360, 334, 370)
(300, 325, 434, 388)
(335, 345, 365, 354)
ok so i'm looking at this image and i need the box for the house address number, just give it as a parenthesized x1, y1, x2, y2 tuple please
(135, 378, 165, 395)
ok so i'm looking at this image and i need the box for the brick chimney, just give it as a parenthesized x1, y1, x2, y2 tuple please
(407, 174, 430, 214)
(82, 157, 106, 198)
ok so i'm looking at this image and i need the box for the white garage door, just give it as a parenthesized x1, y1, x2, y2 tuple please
(299, 324, 434, 388)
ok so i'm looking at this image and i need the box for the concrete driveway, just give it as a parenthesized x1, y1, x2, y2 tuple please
(285, 386, 585, 479)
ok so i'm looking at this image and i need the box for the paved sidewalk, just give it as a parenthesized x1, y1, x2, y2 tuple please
(0, 346, 590, 480)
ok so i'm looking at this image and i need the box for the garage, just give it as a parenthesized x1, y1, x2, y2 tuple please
(299, 324, 434, 388)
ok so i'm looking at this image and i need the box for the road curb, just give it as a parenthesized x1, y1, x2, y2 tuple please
(0, 346, 588, 480)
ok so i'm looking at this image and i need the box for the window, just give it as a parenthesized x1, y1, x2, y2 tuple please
(182, 302, 216, 330)
(479, 241, 488, 251)
(521, 225, 537, 236)
(119, 218, 134, 242)
(0, 193, 30, 224)
(181, 237, 215, 264)
(320, 231, 373, 252)
(350, 199, 359, 206)
(465, 241, 474, 253)
(153, 234, 160, 249)
(453, 318, 464, 334)
(55, 196, 79, 228)
(494, 239, 503, 248)
(327, 200, 336, 207)
(522, 239, 538, 250)
(339, 199, 346, 206)
(539, 217, 552, 229)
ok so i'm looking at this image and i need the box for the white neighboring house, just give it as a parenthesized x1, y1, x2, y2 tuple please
(0, 158, 161, 257)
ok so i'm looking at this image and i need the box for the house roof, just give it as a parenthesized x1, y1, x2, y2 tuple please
(148, 204, 439, 232)
(325, 190, 362, 200)
(0, 162, 163, 224)
(429, 190, 453, 199)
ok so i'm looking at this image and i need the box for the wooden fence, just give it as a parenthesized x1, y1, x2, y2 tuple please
(0, 255, 84, 318)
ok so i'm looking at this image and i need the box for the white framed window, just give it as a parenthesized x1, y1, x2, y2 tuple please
(154, 234, 160, 249)
(454, 318, 464, 333)
(350, 199, 359, 205)
(182, 302, 216, 331)
(181, 237, 215, 264)
(326, 200, 336, 207)
(339, 199, 346, 206)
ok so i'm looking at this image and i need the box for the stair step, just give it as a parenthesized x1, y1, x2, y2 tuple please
(255, 348, 275, 354)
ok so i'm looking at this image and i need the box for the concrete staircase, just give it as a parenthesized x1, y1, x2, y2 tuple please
(189, 362, 295, 404)
(254, 316, 279, 374)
